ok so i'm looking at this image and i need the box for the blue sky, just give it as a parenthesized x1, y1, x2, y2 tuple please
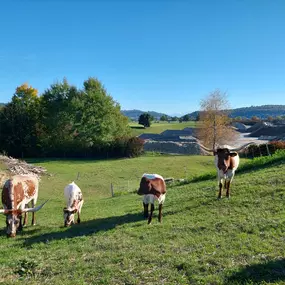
(1, 0, 285, 115)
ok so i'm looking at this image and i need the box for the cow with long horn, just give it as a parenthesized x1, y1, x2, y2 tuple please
(0, 175, 48, 237)
(198, 142, 255, 199)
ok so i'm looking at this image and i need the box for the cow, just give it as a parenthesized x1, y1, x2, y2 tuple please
(137, 173, 166, 224)
(0, 175, 48, 237)
(63, 182, 84, 227)
(198, 142, 254, 199)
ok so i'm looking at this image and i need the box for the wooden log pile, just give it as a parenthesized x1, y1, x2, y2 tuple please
(0, 155, 48, 179)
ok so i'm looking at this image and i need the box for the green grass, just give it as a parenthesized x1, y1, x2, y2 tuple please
(129, 121, 197, 136)
(0, 153, 285, 284)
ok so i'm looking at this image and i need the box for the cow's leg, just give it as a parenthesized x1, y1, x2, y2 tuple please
(148, 204, 155, 224)
(158, 204, 163, 222)
(218, 181, 223, 199)
(143, 203, 149, 218)
(226, 181, 231, 198)
(23, 212, 28, 227)
(31, 200, 36, 226)
(18, 214, 23, 231)
(31, 212, 36, 226)
(77, 200, 84, 223)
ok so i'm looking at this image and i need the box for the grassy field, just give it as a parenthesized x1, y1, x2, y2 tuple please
(25, 154, 214, 198)
(0, 152, 285, 284)
(129, 121, 197, 136)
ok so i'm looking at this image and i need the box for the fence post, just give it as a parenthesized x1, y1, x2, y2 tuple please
(110, 183, 114, 197)
(76, 172, 80, 180)
(266, 143, 271, 156)
(127, 180, 129, 192)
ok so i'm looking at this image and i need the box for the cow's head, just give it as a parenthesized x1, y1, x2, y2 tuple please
(5, 211, 21, 237)
(63, 208, 77, 227)
(215, 148, 238, 173)
(0, 200, 49, 238)
(137, 177, 152, 195)
(198, 142, 255, 172)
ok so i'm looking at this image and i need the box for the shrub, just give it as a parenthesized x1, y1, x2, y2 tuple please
(125, 137, 144, 157)
(112, 136, 144, 158)
(270, 141, 285, 151)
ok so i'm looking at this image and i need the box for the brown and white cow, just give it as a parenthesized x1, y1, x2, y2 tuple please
(137, 173, 166, 224)
(0, 175, 48, 237)
(63, 181, 84, 227)
(198, 142, 254, 199)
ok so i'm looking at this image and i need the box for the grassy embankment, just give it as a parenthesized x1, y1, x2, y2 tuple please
(0, 151, 285, 284)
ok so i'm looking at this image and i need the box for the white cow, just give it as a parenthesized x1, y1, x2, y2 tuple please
(63, 182, 84, 227)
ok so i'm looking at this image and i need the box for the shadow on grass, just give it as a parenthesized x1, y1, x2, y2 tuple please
(0, 225, 43, 239)
(130, 126, 145, 130)
(226, 259, 285, 284)
(22, 212, 145, 246)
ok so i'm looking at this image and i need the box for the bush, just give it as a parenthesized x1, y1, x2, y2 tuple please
(270, 141, 285, 151)
(125, 137, 144, 157)
(112, 136, 144, 158)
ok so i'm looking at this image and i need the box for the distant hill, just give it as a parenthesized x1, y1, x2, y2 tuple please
(122, 109, 168, 121)
(229, 105, 285, 119)
(188, 105, 285, 119)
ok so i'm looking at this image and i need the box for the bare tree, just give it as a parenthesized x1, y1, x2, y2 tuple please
(196, 89, 238, 149)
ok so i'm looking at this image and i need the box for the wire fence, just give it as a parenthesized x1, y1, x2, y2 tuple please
(241, 143, 276, 159)
(110, 180, 137, 197)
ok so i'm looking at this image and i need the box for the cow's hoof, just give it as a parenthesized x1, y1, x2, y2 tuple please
(217, 196, 222, 200)
(32, 223, 36, 226)
(226, 196, 230, 199)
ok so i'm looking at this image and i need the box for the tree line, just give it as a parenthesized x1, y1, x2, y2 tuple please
(0, 78, 143, 158)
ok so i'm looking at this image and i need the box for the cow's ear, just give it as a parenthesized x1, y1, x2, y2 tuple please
(63, 208, 68, 213)
(230, 152, 238, 157)
(72, 209, 78, 214)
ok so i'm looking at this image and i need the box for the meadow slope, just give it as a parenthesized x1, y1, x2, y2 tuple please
(0, 154, 285, 284)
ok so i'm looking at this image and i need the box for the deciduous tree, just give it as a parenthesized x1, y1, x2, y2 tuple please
(72, 77, 130, 147)
(0, 83, 41, 157)
(196, 89, 238, 149)
(160, 115, 168, 121)
(138, 113, 152, 128)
